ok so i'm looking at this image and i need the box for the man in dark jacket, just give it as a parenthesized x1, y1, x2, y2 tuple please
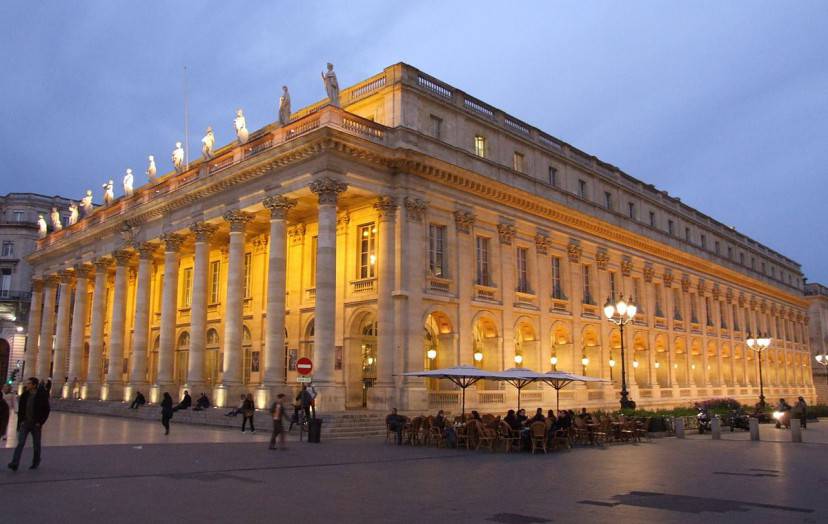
(8, 377, 50, 471)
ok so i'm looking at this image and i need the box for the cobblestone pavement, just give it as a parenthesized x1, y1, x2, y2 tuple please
(1, 413, 826, 523)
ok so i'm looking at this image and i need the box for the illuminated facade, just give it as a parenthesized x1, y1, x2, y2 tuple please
(25, 63, 815, 411)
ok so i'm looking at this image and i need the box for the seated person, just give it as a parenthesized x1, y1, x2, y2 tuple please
(578, 408, 593, 423)
(193, 393, 211, 411)
(504, 409, 521, 431)
(225, 394, 245, 416)
(433, 410, 447, 430)
(516, 408, 528, 427)
(173, 390, 192, 411)
(470, 410, 482, 421)
(386, 408, 405, 445)
(528, 407, 546, 424)
(557, 410, 572, 429)
(129, 391, 146, 409)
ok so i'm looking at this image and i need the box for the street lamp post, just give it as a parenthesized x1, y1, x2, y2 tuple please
(815, 354, 828, 385)
(746, 332, 771, 410)
(603, 295, 637, 410)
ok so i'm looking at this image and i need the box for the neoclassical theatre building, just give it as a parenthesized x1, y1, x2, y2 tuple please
(25, 63, 815, 411)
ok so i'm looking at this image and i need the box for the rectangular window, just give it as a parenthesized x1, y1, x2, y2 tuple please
(715, 241, 720, 255)
(0, 268, 10, 297)
(628, 202, 636, 219)
(649, 211, 656, 227)
(155, 275, 164, 312)
(685, 227, 691, 242)
(357, 224, 377, 279)
(475, 236, 491, 286)
(578, 179, 587, 199)
(732, 304, 739, 331)
(690, 294, 698, 323)
(513, 151, 524, 173)
(516, 247, 530, 293)
(654, 284, 664, 317)
(604, 191, 612, 210)
(609, 272, 618, 301)
(13, 210, 24, 222)
(739, 253, 745, 265)
(582, 264, 594, 305)
(633, 278, 643, 313)
(474, 135, 486, 158)
(673, 288, 682, 320)
(430, 115, 442, 139)
(761, 262, 766, 274)
(87, 291, 93, 323)
(548, 166, 558, 187)
(771, 266, 775, 278)
(1, 241, 13, 257)
(751, 257, 755, 270)
(310, 235, 318, 287)
(428, 224, 447, 277)
(668, 220, 674, 236)
(705, 297, 713, 326)
(181, 267, 193, 307)
(700, 234, 706, 249)
(551, 256, 564, 299)
(209, 260, 220, 304)
(720, 302, 727, 328)
(727, 246, 733, 259)
(243, 252, 252, 298)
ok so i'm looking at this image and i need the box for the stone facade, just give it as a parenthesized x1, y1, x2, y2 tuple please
(23, 64, 815, 411)
(806, 283, 828, 402)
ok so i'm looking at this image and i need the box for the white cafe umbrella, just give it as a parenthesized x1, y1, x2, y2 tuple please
(400, 365, 495, 417)
(542, 370, 608, 411)
(488, 368, 549, 411)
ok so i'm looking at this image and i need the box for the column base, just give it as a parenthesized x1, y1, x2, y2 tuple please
(313, 383, 346, 413)
(52, 379, 67, 398)
(366, 384, 395, 411)
(102, 383, 125, 402)
(397, 386, 428, 412)
(150, 383, 176, 404)
(83, 382, 102, 400)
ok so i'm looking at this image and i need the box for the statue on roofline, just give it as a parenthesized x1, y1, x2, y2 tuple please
(146, 155, 157, 181)
(278, 86, 291, 126)
(172, 142, 185, 172)
(68, 202, 78, 225)
(102, 180, 114, 206)
(50, 207, 62, 231)
(202, 126, 215, 159)
(321, 63, 340, 107)
(80, 190, 94, 216)
(234, 109, 249, 144)
(123, 169, 134, 197)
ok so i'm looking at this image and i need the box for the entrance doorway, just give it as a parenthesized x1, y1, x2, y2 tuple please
(346, 312, 376, 409)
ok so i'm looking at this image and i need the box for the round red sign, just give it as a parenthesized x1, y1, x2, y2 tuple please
(296, 357, 313, 376)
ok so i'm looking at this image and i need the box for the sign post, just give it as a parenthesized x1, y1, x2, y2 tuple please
(296, 357, 313, 383)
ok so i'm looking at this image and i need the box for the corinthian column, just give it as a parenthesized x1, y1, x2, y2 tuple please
(373, 196, 397, 408)
(66, 264, 90, 398)
(36, 275, 59, 380)
(23, 278, 43, 383)
(105, 250, 132, 399)
(309, 177, 347, 410)
(262, 196, 295, 396)
(128, 243, 155, 392)
(187, 223, 217, 391)
(51, 271, 73, 395)
(220, 211, 252, 393)
(156, 234, 184, 392)
(85, 258, 112, 399)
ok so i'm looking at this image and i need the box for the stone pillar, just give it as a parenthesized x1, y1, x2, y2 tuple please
(155, 234, 183, 394)
(22, 278, 43, 382)
(85, 259, 111, 399)
(401, 197, 427, 410)
(66, 265, 90, 398)
(454, 211, 475, 365)
(219, 211, 252, 397)
(128, 243, 155, 394)
(372, 196, 397, 409)
(262, 196, 295, 400)
(36, 275, 59, 380)
(104, 250, 132, 400)
(187, 223, 217, 393)
(51, 271, 73, 395)
(309, 177, 347, 411)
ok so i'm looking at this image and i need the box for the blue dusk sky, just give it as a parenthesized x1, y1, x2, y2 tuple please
(0, 1, 826, 283)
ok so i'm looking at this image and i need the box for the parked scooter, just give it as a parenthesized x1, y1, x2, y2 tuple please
(697, 406, 712, 434)
(727, 409, 750, 432)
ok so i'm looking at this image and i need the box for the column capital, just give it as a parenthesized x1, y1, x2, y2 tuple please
(373, 196, 398, 221)
(112, 249, 133, 266)
(190, 222, 219, 242)
(31, 278, 44, 293)
(309, 177, 347, 205)
(497, 223, 515, 245)
(403, 197, 427, 223)
(134, 242, 157, 260)
(621, 256, 633, 277)
(73, 263, 92, 279)
(223, 210, 253, 232)
(567, 239, 582, 263)
(643, 262, 654, 283)
(263, 195, 297, 219)
(453, 210, 475, 234)
(58, 270, 74, 285)
(534, 233, 550, 255)
(160, 233, 185, 252)
(44, 273, 61, 286)
(93, 257, 113, 273)
(595, 247, 609, 270)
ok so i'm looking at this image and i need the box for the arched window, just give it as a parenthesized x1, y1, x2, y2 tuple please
(206, 329, 219, 347)
(206, 328, 220, 386)
(177, 331, 190, 349)
(300, 319, 314, 360)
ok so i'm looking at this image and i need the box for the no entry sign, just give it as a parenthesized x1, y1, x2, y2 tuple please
(297, 357, 313, 376)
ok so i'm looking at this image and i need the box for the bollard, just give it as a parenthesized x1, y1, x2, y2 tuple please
(791, 420, 802, 443)
(675, 417, 685, 439)
(749, 417, 760, 441)
(711, 417, 721, 440)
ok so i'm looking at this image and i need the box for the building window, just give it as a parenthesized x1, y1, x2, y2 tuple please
(181, 267, 193, 307)
(705, 297, 713, 326)
(604, 191, 612, 210)
(548, 166, 558, 187)
(739, 253, 745, 265)
(628, 202, 636, 219)
(309, 235, 318, 287)
(700, 234, 706, 249)
(732, 304, 740, 331)
(551, 256, 564, 299)
(673, 288, 682, 320)
(690, 294, 699, 323)
(720, 302, 727, 328)
(430, 115, 442, 139)
(727, 246, 733, 259)
(751, 257, 755, 270)
(428, 224, 447, 277)
(582, 264, 594, 305)
(516, 247, 530, 293)
(0, 268, 10, 297)
(1, 241, 13, 257)
(13, 210, 24, 222)
(685, 227, 691, 242)
(475, 236, 491, 286)
(243, 252, 252, 298)
(761, 262, 766, 274)
(209, 260, 220, 304)
(649, 211, 656, 227)
(358, 224, 377, 279)
(473, 135, 487, 158)
(654, 284, 664, 317)
(513, 151, 524, 173)
(668, 220, 674, 236)
(578, 179, 587, 199)
(714, 241, 720, 255)
(633, 278, 643, 313)
(771, 266, 775, 278)
(609, 272, 618, 301)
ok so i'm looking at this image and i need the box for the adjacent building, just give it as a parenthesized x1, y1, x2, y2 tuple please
(23, 63, 815, 411)
(0, 193, 74, 382)
(806, 282, 828, 402)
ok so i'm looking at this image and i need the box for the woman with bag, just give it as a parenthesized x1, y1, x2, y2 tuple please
(241, 393, 256, 433)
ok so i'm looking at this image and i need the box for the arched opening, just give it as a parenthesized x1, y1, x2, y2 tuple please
(345, 310, 377, 409)
(300, 319, 314, 361)
(654, 335, 669, 387)
(633, 332, 649, 387)
(581, 325, 601, 380)
(720, 344, 733, 386)
(148, 335, 160, 384)
(473, 314, 500, 390)
(733, 345, 745, 386)
(242, 325, 260, 385)
(82, 342, 90, 382)
(608, 328, 621, 383)
(706, 341, 719, 386)
(513, 319, 538, 372)
(175, 331, 189, 385)
(674, 338, 688, 387)
(423, 311, 454, 392)
(205, 328, 220, 387)
(690, 339, 703, 385)
(550, 322, 572, 373)
(745, 346, 757, 386)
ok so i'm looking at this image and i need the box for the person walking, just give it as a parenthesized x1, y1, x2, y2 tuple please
(8, 377, 51, 471)
(241, 393, 255, 433)
(161, 392, 173, 435)
(795, 396, 808, 429)
(269, 393, 288, 450)
(0, 391, 9, 442)
(297, 385, 313, 422)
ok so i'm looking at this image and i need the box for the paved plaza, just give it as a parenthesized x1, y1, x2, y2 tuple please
(1, 413, 826, 523)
